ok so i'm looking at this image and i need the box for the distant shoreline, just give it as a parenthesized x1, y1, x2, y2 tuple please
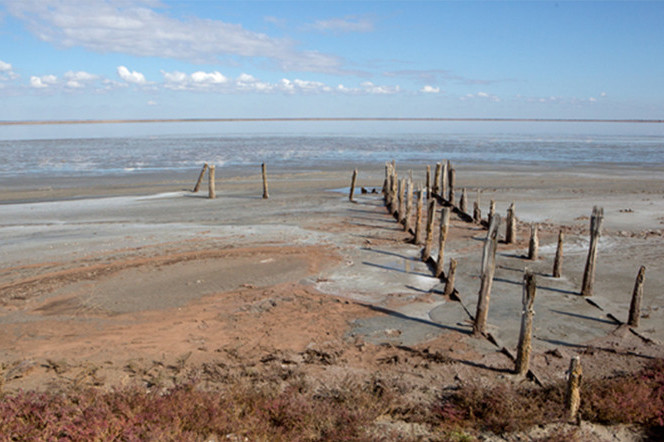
(1, 117, 663, 126)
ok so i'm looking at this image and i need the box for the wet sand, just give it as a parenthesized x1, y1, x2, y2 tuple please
(0, 161, 663, 437)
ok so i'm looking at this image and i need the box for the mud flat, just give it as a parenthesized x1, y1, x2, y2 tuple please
(0, 162, 662, 438)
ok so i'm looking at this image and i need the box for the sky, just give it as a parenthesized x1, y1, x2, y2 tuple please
(0, 0, 663, 124)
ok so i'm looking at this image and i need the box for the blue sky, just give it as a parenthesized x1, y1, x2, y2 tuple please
(0, 0, 663, 123)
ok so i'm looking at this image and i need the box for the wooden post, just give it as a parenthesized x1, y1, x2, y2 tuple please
(404, 178, 413, 232)
(628, 265, 646, 327)
(488, 200, 495, 229)
(433, 162, 442, 196)
(565, 356, 582, 423)
(421, 197, 436, 261)
(528, 224, 539, 260)
(390, 166, 399, 215)
(398, 178, 406, 223)
(208, 164, 216, 199)
(414, 186, 424, 244)
(425, 165, 431, 200)
(435, 207, 451, 277)
(581, 206, 604, 297)
(441, 161, 448, 200)
(262, 163, 270, 199)
(553, 230, 564, 277)
(448, 168, 456, 205)
(193, 163, 208, 192)
(473, 191, 482, 223)
(443, 258, 457, 296)
(505, 202, 516, 244)
(473, 214, 501, 336)
(459, 188, 467, 214)
(348, 168, 357, 202)
(515, 271, 537, 376)
(382, 162, 390, 197)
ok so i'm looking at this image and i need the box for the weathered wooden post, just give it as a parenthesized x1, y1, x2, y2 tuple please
(448, 168, 456, 205)
(414, 186, 424, 244)
(565, 356, 582, 423)
(435, 207, 451, 277)
(193, 163, 208, 192)
(488, 200, 495, 229)
(505, 202, 516, 244)
(515, 271, 537, 376)
(528, 224, 539, 260)
(473, 214, 501, 336)
(425, 165, 431, 200)
(398, 178, 406, 224)
(553, 230, 564, 277)
(348, 168, 357, 202)
(628, 265, 646, 327)
(404, 178, 413, 232)
(459, 188, 468, 214)
(441, 161, 448, 200)
(208, 164, 216, 199)
(390, 166, 399, 215)
(433, 162, 442, 196)
(473, 191, 482, 223)
(382, 162, 390, 197)
(581, 206, 604, 297)
(421, 197, 436, 261)
(443, 258, 457, 296)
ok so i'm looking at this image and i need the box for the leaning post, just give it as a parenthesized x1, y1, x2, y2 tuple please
(628, 265, 646, 327)
(193, 163, 208, 193)
(553, 230, 564, 277)
(348, 168, 357, 202)
(581, 206, 604, 296)
(473, 214, 501, 336)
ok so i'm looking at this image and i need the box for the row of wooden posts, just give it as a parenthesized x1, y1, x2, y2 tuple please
(348, 160, 648, 422)
(193, 162, 270, 200)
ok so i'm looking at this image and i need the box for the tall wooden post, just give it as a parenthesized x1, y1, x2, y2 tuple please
(441, 161, 448, 200)
(348, 168, 357, 202)
(448, 168, 456, 205)
(425, 165, 431, 200)
(262, 163, 270, 199)
(208, 164, 216, 199)
(433, 162, 442, 196)
(414, 187, 424, 244)
(505, 202, 516, 244)
(459, 188, 468, 214)
(473, 191, 482, 223)
(404, 178, 413, 232)
(443, 258, 457, 296)
(473, 214, 501, 336)
(515, 271, 537, 376)
(528, 224, 539, 260)
(581, 206, 604, 297)
(553, 230, 564, 278)
(435, 207, 451, 277)
(193, 163, 208, 192)
(421, 198, 436, 261)
(488, 200, 495, 230)
(565, 356, 582, 423)
(398, 178, 406, 224)
(628, 265, 646, 327)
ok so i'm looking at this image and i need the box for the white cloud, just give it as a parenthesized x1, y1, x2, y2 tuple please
(30, 74, 57, 89)
(306, 16, 375, 33)
(63, 70, 98, 88)
(191, 71, 227, 84)
(600, 92, 607, 97)
(420, 85, 440, 94)
(117, 66, 146, 84)
(0, 60, 19, 81)
(461, 91, 500, 102)
(6, 0, 345, 73)
(360, 81, 400, 95)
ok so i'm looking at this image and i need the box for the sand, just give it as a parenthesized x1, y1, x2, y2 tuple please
(0, 162, 663, 437)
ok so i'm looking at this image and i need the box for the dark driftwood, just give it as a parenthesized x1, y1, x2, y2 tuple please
(448, 168, 456, 205)
(208, 165, 216, 199)
(425, 165, 431, 199)
(473, 214, 501, 336)
(435, 207, 451, 278)
(348, 168, 357, 202)
(515, 271, 537, 376)
(553, 230, 564, 277)
(193, 163, 208, 193)
(628, 265, 646, 327)
(581, 206, 604, 296)
(262, 163, 270, 199)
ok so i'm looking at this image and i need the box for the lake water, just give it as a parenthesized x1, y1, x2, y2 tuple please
(0, 124, 662, 178)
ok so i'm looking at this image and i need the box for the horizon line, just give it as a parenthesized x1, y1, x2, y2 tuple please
(1, 117, 663, 126)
